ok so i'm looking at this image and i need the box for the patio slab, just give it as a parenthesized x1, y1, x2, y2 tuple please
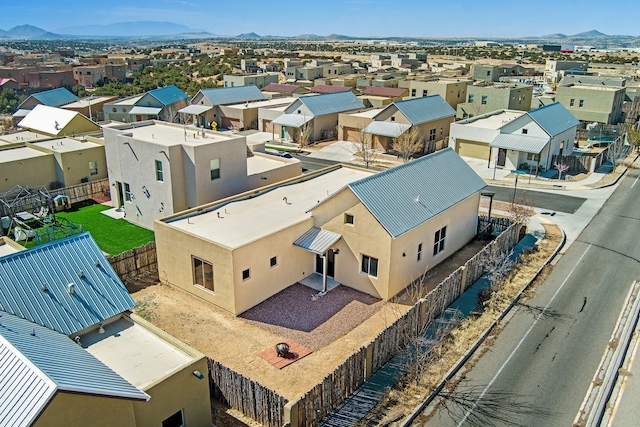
(258, 339, 312, 369)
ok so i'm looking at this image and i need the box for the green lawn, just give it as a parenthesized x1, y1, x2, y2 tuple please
(43, 200, 154, 256)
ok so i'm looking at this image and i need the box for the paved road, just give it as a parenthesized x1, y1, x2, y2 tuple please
(485, 185, 586, 214)
(418, 172, 640, 426)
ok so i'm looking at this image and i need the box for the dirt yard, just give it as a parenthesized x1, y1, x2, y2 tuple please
(129, 239, 488, 402)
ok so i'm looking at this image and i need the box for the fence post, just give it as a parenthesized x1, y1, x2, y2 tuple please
(284, 400, 299, 427)
(364, 342, 374, 380)
(460, 266, 468, 292)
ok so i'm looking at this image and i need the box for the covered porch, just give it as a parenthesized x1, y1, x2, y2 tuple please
(294, 227, 341, 295)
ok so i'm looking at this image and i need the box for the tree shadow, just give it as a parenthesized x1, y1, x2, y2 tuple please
(516, 302, 573, 323)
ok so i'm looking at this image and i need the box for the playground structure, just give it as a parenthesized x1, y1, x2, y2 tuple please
(0, 185, 82, 245)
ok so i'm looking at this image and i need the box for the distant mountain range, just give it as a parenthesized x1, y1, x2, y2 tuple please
(0, 22, 639, 47)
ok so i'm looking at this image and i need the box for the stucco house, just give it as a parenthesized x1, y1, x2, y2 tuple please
(103, 85, 189, 123)
(450, 102, 579, 171)
(187, 85, 267, 129)
(361, 95, 456, 152)
(12, 87, 79, 121)
(0, 233, 211, 427)
(271, 91, 366, 144)
(18, 105, 100, 137)
(103, 120, 302, 230)
(154, 148, 486, 316)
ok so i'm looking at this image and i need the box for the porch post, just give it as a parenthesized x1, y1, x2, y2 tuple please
(322, 252, 328, 294)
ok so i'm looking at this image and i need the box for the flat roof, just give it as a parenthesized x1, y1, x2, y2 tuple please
(0, 238, 23, 257)
(223, 97, 297, 110)
(0, 146, 50, 163)
(62, 96, 116, 109)
(30, 138, 101, 153)
(168, 167, 373, 248)
(0, 131, 56, 144)
(83, 316, 194, 390)
(455, 110, 525, 130)
(246, 154, 298, 175)
(110, 122, 244, 148)
(111, 95, 143, 106)
(348, 108, 383, 118)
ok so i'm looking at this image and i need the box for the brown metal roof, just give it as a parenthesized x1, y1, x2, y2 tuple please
(261, 83, 301, 93)
(309, 85, 352, 94)
(362, 87, 408, 97)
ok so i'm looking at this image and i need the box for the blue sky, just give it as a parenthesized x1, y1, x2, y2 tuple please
(1, 0, 638, 38)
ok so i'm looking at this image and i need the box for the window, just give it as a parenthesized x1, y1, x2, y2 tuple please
(468, 94, 474, 103)
(522, 128, 528, 134)
(486, 71, 491, 76)
(344, 213, 354, 225)
(390, 116, 395, 122)
(270, 256, 277, 268)
(526, 153, 540, 161)
(155, 160, 163, 181)
(579, 99, 584, 108)
(210, 158, 220, 180)
(429, 128, 436, 141)
(569, 98, 575, 107)
(193, 257, 214, 291)
(481, 95, 488, 105)
(417, 243, 423, 262)
(242, 268, 251, 281)
(361, 255, 378, 277)
(162, 409, 184, 427)
(124, 182, 131, 202)
(89, 161, 98, 175)
(411, 89, 416, 97)
(433, 226, 447, 256)
(422, 90, 428, 97)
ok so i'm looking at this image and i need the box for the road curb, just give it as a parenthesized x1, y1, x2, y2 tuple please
(400, 226, 566, 426)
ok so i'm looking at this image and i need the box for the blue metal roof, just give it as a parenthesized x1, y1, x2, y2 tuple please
(0, 312, 148, 426)
(19, 88, 78, 108)
(348, 148, 486, 238)
(198, 85, 266, 106)
(392, 95, 456, 125)
(0, 233, 135, 336)
(146, 85, 188, 106)
(527, 102, 580, 137)
(298, 91, 365, 116)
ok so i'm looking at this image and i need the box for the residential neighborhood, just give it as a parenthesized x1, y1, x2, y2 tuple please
(1, 8, 640, 427)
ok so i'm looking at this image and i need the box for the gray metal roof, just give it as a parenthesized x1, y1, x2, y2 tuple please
(128, 106, 162, 115)
(490, 133, 549, 154)
(348, 148, 486, 238)
(362, 121, 410, 137)
(298, 91, 365, 116)
(294, 227, 341, 255)
(391, 95, 456, 125)
(272, 114, 313, 128)
(527, 102, 580, 137)
(0, 312, 148, 426)
(0, 233, 136, 336)
(178, 104, 213, 115)
(198, 85, 266, 106)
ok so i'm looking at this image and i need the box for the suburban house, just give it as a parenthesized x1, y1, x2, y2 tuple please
(223, 73, 279, 89)
(399, 78, 471, 109)
(216, 97, 296, 132)
(61, 95, 118, 122)
(456, 83, 533, 119)
(0, 77, 19, 90)
(361, 95, 456, 152)
(186, 85, 267, 129)
(450, 102, 579, 171)
(103, 85, 189, 123)
(0, 233, 211, 427)
(260, 83, 309, 99)
(359, 87, 408, 108)
(271, 91, 366, 144)
(18, 105, 100, 137)
(103, 120, 302, 230)
(555, 84, 625, 124)
(545, 60, 589, 84)
(153, 148, 486, 316)
(338, 108, 383, 142)
(12, 87, 78, 121)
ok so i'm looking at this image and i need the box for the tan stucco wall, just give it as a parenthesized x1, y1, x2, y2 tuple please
(58, 145, 108, 186)
(63, 115, 100, 135)
(33, 392, 137, 427)
(0, 152, 56, 193)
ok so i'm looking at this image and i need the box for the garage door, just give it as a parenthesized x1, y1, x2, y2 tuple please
(342, 127, 360, 142)
(457, 138, 490, 159)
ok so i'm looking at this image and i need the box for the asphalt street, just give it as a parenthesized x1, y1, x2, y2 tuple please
(484, 184, 587, 214)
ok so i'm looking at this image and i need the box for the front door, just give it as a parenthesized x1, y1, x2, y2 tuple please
(281, 125, 287, 139)
(115, 181, 124, 208)
(315, 252, 335, 278)
(497, 148, 507, 167)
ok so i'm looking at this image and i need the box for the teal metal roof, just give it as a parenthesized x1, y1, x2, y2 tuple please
(23, 88, 78, 108)
(348, 148, 486, 238)
(527, 102, 580, 137)
(298, 91, 365, 116)
(0, 233, 135, 336)
(199, 85, 266, 106)
(146, 85, 188, 106)
(0, 312, 148, 425)
(392, 95, 456, 125)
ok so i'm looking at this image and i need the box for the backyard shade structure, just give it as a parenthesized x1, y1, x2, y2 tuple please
(272, 114, 313, 128)
(362, 121, 411, 138)
(294, 227, 342, 255)
(178, 105, 213, 115)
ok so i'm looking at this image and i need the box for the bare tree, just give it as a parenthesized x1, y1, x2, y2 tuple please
(352, 131, 379, 169)
(506, 195, 535, 226)
(605, 135, 628, 171)
(553, 161, 570, 180)
(294, 121, 313, 148)
(392, 127, 423, 162)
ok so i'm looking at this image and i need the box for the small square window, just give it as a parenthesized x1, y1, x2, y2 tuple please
(270, 256, 277, 268)
(481, 95, 488, 105)
(522, 128, 528, 134)
(361, 255, 378, 278)
(242, 268, 250, 281)
(89, 161, 98, 176)
(345, 213, 354, 225)
(569, 98, 575, 107)
(390, 116, 395, 122)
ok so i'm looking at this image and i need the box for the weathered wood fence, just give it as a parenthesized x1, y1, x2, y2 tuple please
(50, 178, 110, 205)
(108, 241, 157, 279)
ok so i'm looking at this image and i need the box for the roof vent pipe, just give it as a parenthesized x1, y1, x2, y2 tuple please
(67, 283, 75, 295)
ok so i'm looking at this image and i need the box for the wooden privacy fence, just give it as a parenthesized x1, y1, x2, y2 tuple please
(208, 358, 287, 427)
(51, 178, 110, 205)
(108, 241, 157, 279)
(550, 154, 592, 174)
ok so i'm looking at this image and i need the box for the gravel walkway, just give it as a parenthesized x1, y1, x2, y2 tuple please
(241, 283, 385, 351)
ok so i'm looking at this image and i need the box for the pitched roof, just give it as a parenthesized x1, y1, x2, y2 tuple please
(348, 148, 486, 238)
(294, 227, 341, 255)
(309, 85, 352, 94)
(0, 312, 148, 426)
(362, 121, 410, 137)
(145, 85, 188, 106)
(17, 105, 98, 136)
(198, 85, 267, 106)
(19, 87, 78, 109)
(527, 102, 580, 137)
(0, 77, 18, 86)
(262, 83, 301, 93)
(298, 91, 365, 116)
(390, 95, 456, 125)
(362, 86, 408, 97)
(490, 133, 549, 154)
(0, 233, 136, 336)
